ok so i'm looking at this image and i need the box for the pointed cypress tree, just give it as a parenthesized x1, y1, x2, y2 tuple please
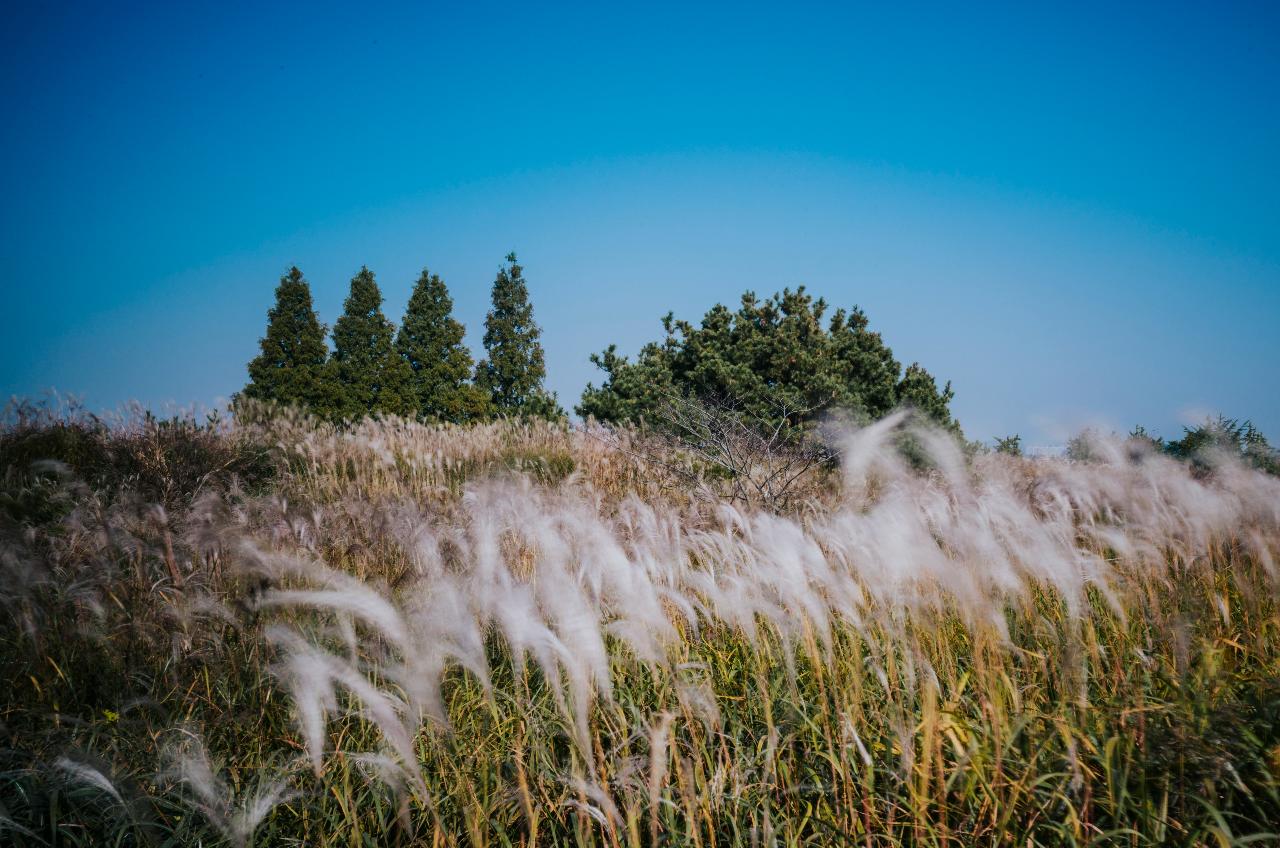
(475, 253, 561, 418)
(243, 266, 330, 411)
(395, 268, 489, 422)
(329, 266, 416, 421)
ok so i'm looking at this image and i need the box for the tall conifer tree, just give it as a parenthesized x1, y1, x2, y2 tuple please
(396, 268, 488, 422)
(475, 253, 561, 418)
(329, 266, 416, 420)
(243, 266, 330, 411)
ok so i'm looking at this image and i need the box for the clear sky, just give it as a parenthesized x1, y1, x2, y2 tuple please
(2, 1, 1278, 446)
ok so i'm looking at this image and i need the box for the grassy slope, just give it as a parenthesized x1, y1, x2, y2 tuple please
(1, 407, 1278, 846)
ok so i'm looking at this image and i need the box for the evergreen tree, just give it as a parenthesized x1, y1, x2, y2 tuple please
(475, 253, 561, 418)
(396, 268, 489, 422)
(577, 286, 957, 435)
(994, 434, 1023, 456)
(243, 267, 331, 411)
(896, 362, 957, 431)
(329, 267, 416, 421)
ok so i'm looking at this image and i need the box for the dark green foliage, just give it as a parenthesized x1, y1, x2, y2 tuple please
(578, 286, 958, 435)
(328, 267, 417, 421)
(896, 362, 958, 431)
(1165, 415, 1279, 475)
(243, 267, 332, 411)
(396, 269, 490, 422)
(994, 434, 1022, 456)
(475, 253, 561, 418)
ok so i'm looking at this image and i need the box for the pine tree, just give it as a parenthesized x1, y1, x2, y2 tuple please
(396, 268, 489, 422)
(329, 266, 416, 421)
(243, 266, 330, 411)
(476, 253, 561, 418)
(577, 287, 915, 431)
(895, 362, 957, 430)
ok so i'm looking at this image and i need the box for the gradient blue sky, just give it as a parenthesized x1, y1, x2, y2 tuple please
(2, 1, 1278, 445)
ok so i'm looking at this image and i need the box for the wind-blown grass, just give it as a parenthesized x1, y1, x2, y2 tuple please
(1, 403, 1278, 846)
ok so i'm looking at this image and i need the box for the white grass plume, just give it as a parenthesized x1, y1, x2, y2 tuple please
(163, 732, 294, 848)
(240, 412, 1280, 807)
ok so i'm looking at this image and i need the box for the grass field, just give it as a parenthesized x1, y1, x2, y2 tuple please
(2, 403, 1278, 846)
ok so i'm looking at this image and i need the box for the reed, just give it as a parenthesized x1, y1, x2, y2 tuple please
(1, 404, 1277, 845)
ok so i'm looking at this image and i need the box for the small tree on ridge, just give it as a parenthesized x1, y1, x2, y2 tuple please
(475, 253, 561, 418)
(329, 266, 416, 421)
(396, 268, 489, 422)
(243, 266, 330, 411)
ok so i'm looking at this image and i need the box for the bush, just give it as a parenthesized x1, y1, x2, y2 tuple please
(1, 399, 277, 512)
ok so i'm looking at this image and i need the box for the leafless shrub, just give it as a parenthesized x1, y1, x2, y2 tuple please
(607, 390, 836, 513)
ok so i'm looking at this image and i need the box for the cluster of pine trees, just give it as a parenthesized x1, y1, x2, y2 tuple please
(245, 257, 962, 435)
(242, 254, 560, 422)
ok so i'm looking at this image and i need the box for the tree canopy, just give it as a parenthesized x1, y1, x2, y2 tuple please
(577, 286, 959, 434)
(242, 267, 331, 409)
(475, 253, 561, 419)
(396, 269, 489, 422)
(327, 267, 416, 420)
(242, 263, 958, 435)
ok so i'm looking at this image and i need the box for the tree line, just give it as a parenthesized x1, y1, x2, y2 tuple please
(242, 253, 560, 422)
(236, 255, 1280, 475)
(243, 256, 962, 433)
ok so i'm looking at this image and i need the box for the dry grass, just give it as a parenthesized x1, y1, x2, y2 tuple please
(1, 402, 1278, 846)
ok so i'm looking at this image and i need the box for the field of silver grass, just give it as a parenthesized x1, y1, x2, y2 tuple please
(2, 406, 1279, 846)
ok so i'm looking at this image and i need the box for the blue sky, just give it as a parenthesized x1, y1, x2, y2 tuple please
(2, 1, 1278, 445)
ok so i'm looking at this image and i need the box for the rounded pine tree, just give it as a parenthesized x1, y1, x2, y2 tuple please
(895, 362, 957, 430)
(577, 286, 960, 437)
